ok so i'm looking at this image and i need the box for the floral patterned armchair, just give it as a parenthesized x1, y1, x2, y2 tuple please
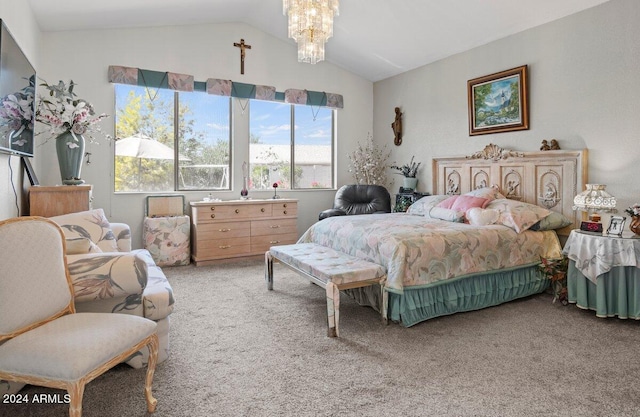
(45, 209, 175, 369)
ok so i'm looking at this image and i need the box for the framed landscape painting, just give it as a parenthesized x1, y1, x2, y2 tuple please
(468, 65, 529, 136)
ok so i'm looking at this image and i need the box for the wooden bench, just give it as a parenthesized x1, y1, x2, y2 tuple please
(265, 243, 387, 337)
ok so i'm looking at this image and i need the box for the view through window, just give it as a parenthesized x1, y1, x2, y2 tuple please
(114, 84, 231, 192)
(249, 100, 334, 190)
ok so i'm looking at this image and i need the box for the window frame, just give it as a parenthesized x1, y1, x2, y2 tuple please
(248, 100, 335, 191)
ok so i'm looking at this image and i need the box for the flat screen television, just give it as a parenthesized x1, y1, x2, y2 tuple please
(0, 19, 35, 157)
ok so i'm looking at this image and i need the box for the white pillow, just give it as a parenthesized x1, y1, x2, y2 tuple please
(464, 187, 505, 202)
(466, 208, 500, 226)
(406, 195, 450, 216)
(485, 199, 551, 233)
(428, 207, 465, 222)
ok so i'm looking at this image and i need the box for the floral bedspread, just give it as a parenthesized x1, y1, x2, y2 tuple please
(298, 213, 562, 293)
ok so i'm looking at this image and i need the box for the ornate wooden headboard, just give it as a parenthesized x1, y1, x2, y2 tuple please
(432, 144, 587, 236)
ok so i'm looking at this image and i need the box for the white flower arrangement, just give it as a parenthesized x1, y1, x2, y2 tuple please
(348, 134, 391, 187)
(35, 79, 110, 147)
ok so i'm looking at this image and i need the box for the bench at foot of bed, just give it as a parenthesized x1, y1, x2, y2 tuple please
(265, 243, 387, 337)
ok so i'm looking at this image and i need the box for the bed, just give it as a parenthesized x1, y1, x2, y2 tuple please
(298, 144, 586, 326)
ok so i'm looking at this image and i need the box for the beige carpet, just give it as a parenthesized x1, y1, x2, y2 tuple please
(4, 259, 640, 416)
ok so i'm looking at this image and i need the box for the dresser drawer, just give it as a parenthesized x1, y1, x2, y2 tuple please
(196, 203, 272, 222)
(195, 221, 250, 240)
(251, 233, 298, 253)
(190, 199, 298, 264)
(251, 218, 297, 237)
(195, 236, 251, 255)
(271, 201, 297, 217)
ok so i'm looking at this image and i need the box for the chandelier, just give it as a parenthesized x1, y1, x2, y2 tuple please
(283, 0, 339, 64)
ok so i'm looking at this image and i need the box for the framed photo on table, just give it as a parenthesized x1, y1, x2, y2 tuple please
(606, 216, 626, 237)
(467, 65, 529, 136)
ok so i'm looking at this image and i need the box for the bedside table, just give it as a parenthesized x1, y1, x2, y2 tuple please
(394, 191, 429, 212)
(563, 229, 640, 319)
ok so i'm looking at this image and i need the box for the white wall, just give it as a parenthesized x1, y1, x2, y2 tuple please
(0, 1, 40, 220)
(374, 0, 639, 214)
(35, 23, 373, 247)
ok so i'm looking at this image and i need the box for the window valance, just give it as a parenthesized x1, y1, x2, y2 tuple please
(108, 65, 343, 109)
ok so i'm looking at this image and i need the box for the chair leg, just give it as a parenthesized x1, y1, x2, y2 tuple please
(326, 282, 340, 337)
(145, 334, 160, 413)
(68, 382, 85, 417)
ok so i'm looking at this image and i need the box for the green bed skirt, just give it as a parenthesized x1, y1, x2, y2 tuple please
(567, 261, 640, 319)
(347, 265, 549, 327)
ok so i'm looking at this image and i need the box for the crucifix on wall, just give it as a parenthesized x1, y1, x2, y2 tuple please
(233, 38, 251, 75)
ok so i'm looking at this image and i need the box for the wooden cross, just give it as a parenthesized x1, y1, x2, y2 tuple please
(233, 38, 251, 75)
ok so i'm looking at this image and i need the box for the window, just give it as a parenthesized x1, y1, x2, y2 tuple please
(114, 84, 231, 192)
(249, 100, 334, 190)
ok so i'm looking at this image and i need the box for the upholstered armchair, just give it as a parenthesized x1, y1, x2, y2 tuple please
(47, 209, 175, 369)
(0, 217, 159, 416)
(319, 184, 392, 220)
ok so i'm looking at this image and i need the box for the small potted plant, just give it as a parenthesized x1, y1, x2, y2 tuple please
(390, 156, 421, 190)
(539, 256, 568, 304)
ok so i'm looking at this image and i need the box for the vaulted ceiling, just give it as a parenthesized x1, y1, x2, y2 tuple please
(27, 0, 610, 82)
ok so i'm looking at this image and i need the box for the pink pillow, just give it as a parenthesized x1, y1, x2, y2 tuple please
(437, 195, 489, 212)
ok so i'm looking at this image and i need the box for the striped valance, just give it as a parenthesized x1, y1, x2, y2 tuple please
(108, 65, 343, 109)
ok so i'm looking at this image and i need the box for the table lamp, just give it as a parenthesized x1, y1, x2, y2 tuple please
(573, 184, 617, 232)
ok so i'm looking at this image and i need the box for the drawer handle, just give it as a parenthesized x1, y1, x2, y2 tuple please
(270, 225, 280, 229)
(235, 209, 240, 214)
(219, 245, 231, 249)
(261, 208, 265, 212)
(283, 210, 287, 215)
(270, 240, 280, 244)
(210, 207, 215, 211)
(210, 214, 216, 219)
(218, 228, 231, 232)
(283, 203, 287, 208)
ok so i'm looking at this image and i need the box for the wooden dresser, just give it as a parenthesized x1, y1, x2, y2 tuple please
(29, 185, 92, 217)
(190, 199, 298, 265)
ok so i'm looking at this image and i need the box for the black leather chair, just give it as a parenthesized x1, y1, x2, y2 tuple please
(319, 184, 392, 220)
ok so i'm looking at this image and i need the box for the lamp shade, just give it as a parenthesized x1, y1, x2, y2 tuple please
(573, 184, 617, 213)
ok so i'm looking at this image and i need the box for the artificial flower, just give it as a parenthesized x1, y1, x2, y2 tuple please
(35, 79, 110, 148)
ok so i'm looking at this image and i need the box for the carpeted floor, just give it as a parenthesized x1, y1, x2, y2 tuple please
(4, 259, 640, 416)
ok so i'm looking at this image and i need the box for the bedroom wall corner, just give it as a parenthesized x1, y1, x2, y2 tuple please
(372, 0, 639, 212)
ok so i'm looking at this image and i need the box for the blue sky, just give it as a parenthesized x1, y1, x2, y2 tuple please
(115, 85, 332, 146)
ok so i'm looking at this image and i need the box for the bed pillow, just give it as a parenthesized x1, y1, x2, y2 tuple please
(466, 208, 500, 226)
(406, 195, 450, 216)
(464, 187, 506, 202)
(437, 195, 490, 211)
(529, 211, 573, 231)
(50, 208, 119, 252)
(428, 207, 465, 223)
(486, 199, 551, 233)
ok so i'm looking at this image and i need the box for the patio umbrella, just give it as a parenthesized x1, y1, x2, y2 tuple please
(115, 133, 190, 161)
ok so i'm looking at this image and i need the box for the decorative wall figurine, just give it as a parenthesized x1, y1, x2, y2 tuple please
(391, 107, 403, 146)
(550, 139, 561, 150)
(540, 140, 550, 151)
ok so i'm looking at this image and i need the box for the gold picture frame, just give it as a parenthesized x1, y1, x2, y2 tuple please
(468, 65, 529, 136)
